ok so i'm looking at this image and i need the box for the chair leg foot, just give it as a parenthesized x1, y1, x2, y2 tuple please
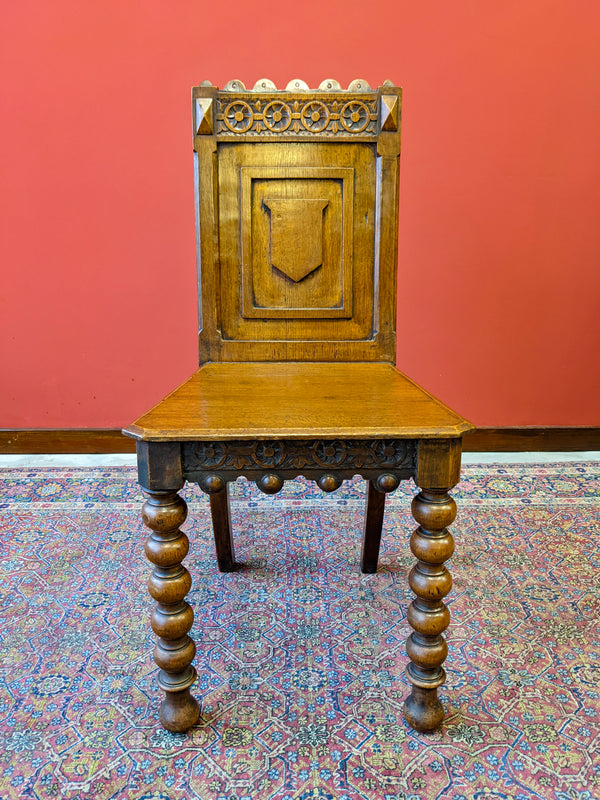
(361, 481, 386, 573)
(159, 685, 200, 732)
(142, 489, 199, 732)
(403, 487, 456, 733)
(404, 685, 444, 732)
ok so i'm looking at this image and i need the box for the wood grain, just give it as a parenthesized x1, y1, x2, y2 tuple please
(123, 363, 473, 441)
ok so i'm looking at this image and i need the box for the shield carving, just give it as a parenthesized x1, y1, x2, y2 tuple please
(264, 198, 329, 282)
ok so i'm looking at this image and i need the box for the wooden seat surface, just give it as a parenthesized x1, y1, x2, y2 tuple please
(124, 362, 472, 441)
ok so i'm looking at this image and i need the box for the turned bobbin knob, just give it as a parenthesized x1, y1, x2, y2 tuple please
(257, 473, 283, 494)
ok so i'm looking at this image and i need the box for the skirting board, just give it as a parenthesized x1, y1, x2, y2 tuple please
(0, 428, 599, 454)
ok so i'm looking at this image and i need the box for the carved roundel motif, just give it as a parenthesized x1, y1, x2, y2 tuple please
(195, 442, 226, 468)
(373, 440, 408, 466)
(301, 101, 329, 132)
(223, 101, 254, 132)
(313, 440, 347, 467)
(263, 101, 292, 132)
(340, 100, 370, 132)
(252, 441, 285, 467)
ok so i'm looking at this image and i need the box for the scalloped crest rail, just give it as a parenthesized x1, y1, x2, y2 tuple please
(208, 78, 388, 92)
(123, 80, 474, 736)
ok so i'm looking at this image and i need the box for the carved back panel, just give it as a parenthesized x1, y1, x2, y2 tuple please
(192, 79, 402, 363)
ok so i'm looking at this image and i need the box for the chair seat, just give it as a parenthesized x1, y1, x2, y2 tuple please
(124, 362, 472, 442)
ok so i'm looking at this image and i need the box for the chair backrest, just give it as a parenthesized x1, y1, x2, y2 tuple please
(192, 78, 402, 364)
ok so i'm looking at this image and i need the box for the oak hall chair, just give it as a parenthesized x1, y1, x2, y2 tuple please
(123, 78, 473, 736)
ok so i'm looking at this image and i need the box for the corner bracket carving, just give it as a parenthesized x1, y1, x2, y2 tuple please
(195, 97, 214, 135)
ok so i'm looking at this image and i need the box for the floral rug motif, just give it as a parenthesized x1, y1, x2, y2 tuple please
(0, 463, 599, 800)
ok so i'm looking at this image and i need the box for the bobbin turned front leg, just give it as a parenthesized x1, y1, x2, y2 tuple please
(142, 490, 199, 732)
(404, 488, 456, 733)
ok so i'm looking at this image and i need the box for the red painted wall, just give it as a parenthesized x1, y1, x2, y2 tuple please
(2, 1, 600, 428)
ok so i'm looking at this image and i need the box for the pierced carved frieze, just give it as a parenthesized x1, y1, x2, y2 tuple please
(182, 438, 416, 476)
(215, 94, 379, 138)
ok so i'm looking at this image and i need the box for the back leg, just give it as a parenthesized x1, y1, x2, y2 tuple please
(210, 484, 236, 572)
(361, 480, 386, 573)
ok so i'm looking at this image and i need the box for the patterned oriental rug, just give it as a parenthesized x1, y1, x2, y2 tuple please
(0, 463, 599, 800)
